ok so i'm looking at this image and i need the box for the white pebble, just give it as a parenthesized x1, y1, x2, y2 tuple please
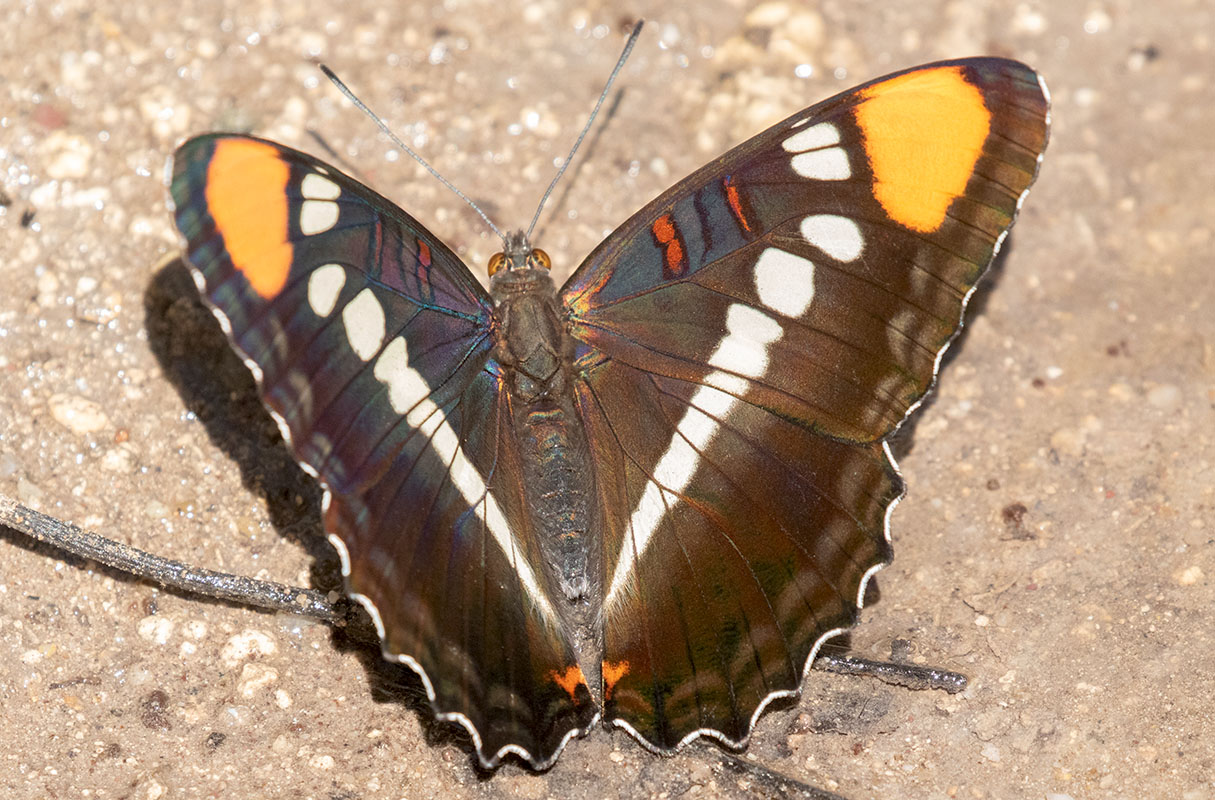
(1146, 383, 1181, 411)
(49, 393, 108, 434)
(220, 630, 277, 667)
(44, 132, 93, 179)
(137, 616, 174, 645)
(1175, 565, 1204, 586)
(236, 663, 279, 698)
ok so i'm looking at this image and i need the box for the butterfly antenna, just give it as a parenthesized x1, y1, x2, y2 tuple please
(525, 20, 644, 241)
(319, 64, 509, 247)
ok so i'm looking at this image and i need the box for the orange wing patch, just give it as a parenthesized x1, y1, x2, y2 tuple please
(651, 213, 688, 279)
(550, 664, 588, 703)
(601, 660, 630, 701)
(854, 66, 991, 233)
(205, 139, 293, 298)
(723, 175, 752, 233)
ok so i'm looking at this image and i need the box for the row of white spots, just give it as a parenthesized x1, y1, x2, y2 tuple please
(303, 268, 557, 624)
(343, 288, 387, 361)
(801, 214, 864, 262)
(754, 248, 815, 316)
(605, 304, 783, 607)
(307, 263, 346, 317)
(299, 172, 341, 235)
(782, 121, 851, 180)
(753, 215, 863, 317)
(307, 265, 389, 364)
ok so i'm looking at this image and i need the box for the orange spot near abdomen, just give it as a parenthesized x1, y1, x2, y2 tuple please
(205, 139, 293, 298)
(550, 664, 588, 703)
(854, 66, 991, 233)
(602, 660, 629, 700)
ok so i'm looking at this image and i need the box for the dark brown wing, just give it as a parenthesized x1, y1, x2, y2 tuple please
(560, 59, 1049, 749)
(172, 135, 596, 766)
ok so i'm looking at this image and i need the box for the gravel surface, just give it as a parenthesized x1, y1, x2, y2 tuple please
(2, 2, 1212, 798)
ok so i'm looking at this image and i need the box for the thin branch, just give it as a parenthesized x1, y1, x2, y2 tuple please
(812, 651, 968, 693)
(0, 494, 342, 622)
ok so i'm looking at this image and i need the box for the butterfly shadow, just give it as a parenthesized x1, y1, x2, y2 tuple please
(143, 258, 487, 771)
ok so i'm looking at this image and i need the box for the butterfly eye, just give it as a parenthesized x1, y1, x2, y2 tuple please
(487, 252, 507, 276)
(528, 249, 552, 270)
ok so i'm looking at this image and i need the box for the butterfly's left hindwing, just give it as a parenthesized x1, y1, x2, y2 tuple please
(562, 58, 1049, 750)
(171, 135, 597, 768)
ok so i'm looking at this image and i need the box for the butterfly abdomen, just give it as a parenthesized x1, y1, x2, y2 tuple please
(492, 266, 605, 687)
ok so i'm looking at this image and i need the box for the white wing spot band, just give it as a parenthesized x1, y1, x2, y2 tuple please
(342, 288, 386, 361)
(307, 263, 346, 317)
(782, 122, 851, 180)
(605, 304, 783, 607)
(372, 334, 557, 624)
(754, 248, 816, 317)
(299, 173, 342, 235)
(800, 214, 865, 262)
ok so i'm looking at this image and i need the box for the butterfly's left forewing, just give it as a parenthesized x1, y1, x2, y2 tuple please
(171, 135, 597, 767)
(562, 59, 1049, 749)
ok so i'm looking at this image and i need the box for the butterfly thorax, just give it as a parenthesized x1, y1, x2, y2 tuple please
(489, 267, 565, 402)
(490, 263, 604, 683)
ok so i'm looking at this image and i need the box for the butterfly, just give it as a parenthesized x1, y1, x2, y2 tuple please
(169, 53, 1049, 769)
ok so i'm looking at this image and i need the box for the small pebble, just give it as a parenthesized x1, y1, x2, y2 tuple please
(17, 477, 43, 506)
(220, 630, 277, 667)
(236, 663, 279, 698)
(101, 443, 138, 472)
(44, 132, 93, 179)
(1146, 383, 1181, 411)
(1175, 565, 1203, 586)
(49, 393, 108, 434)
(137, 616, 174, 645)
(308, 754, 335, 770)
(0, 452, 19, 477)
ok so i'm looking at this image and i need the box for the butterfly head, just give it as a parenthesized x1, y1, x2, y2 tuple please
(487, 230, 551, 278)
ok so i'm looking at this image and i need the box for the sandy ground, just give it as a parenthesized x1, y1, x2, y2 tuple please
(2, 1, 1212, 798)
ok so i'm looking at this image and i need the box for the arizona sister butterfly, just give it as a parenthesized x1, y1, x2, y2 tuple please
(170, 24, 1049, 768)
